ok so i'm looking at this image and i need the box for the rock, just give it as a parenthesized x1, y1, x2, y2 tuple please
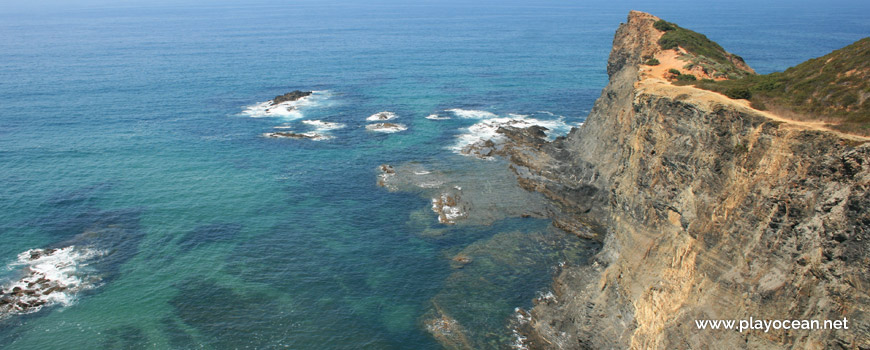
(377, 164, 397, 189)
(460, 139, 497, 158)
(366, 111, 398, 121)
(424, 311, 473, 350)
(365, 123, 407, 133)
(262, 131, 329, 141)
(431, 191, 467, 225)
(270, 90, 312, 105)
(43, 286, 66, 294)
(450, 255, 472, 269)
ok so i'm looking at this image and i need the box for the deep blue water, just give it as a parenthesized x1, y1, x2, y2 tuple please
(0, 1, 867, 348)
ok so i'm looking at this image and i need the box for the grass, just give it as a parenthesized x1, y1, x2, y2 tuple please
(653, 19, 752, 80)
(675, 37, 870, 134)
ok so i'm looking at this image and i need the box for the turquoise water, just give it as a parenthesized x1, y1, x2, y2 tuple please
(1, 1, 868, 349)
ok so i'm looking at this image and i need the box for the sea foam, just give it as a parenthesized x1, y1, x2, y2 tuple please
(446, 108, 498, 119)
(1, 246, 103, 318)
(450, 112, 575, 157)
(241, 90, 330, 119)
(366, 111, 398, 121)
(425, 114, 451, 120)
(302, 120, 346, 131)
(366, 123, 408, 133)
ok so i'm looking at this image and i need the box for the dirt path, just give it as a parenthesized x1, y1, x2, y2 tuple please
(636, 78, 870, 142)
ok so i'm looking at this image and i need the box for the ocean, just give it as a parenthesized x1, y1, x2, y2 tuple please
(1, 0, 867, 348)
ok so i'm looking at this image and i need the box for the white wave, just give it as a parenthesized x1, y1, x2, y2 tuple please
(446, 108, 498, 119)
(418, 181, 444, 188)
(450, 114, 574, 157)
(302, 120, 346, 131)
(241, 91, 330, 120)
(1, 246, 103, 317)
(273, 125, 294, 129)
(425, 114, 451, 120)
(366, 123, 407, 133)
(414, 170, 432, 175)
(366, 111, 398, 121)
(263, 131, 333, 141)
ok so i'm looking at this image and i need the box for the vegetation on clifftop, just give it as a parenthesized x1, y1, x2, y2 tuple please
(678, 37, 870, 134)
(653, 19, 752, 79)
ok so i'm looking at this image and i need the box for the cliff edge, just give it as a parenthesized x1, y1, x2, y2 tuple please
(508, 11, 870, 349)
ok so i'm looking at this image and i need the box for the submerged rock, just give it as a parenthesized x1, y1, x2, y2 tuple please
(424, 307, 473, 350)
(431, 190, 467, 225)
(376, 164, 397, 190)
(450, 255, 472, 269)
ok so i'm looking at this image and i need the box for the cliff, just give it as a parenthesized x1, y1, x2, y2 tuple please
(507, 11, 870, 349)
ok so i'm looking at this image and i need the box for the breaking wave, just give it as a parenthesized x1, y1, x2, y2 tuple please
(241, 90, 331, 119)
(1, 246, 103, 319)
(445, 108, 498, 119)
(450, 112, 576, 156)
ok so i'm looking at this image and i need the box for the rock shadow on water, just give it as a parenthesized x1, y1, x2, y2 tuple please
(176, 223, 243, 251)
(169, 279, 290, 349)
(24, 183, 120, 239)
(101, 325, 149, 350)
(161, 316, 197, 349)
(144, 222, 243, 266)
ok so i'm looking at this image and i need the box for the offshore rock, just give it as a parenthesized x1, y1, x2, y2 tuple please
(262, 131, 329, 141)
(270, 90, 312, 105)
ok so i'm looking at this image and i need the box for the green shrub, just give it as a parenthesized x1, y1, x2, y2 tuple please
(654, 20, 677, 32)
(657, 24, 729, 63)
(668, 68, 682, 75)
(753, 75, 782, 91)
(677, 74, 697, 82)
(841, 94, 858, 107)
(750, 99, 767, 110)
(725, 88, 752, 100)
(644, 58, 660, 66)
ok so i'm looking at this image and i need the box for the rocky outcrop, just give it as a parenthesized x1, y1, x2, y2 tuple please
(365, 122, 407, 133)
(367, 111, 398, 121)
(431, 190, 467, 225)
(262, 131, 330, 140)
(271, 90, 312, 105)
(506, 11, 870, 350)
(0, 247, 102, 319)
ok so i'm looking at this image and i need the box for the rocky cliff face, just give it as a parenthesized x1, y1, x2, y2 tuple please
(509, 11, 870, 349)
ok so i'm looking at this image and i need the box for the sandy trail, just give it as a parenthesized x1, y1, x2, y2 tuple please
(636, 78, 870, 142)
